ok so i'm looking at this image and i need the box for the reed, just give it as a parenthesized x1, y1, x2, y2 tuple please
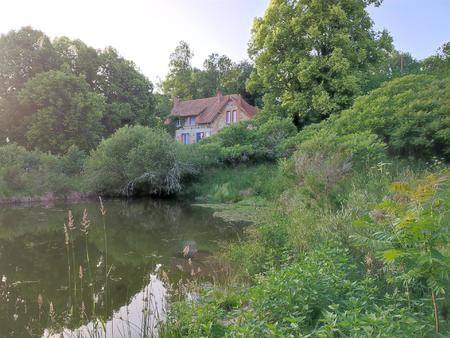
(63, 220, 72, 308)
(99, 196, 110, 336)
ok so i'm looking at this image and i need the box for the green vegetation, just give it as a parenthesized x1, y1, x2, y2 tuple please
(0, 143, 85, 199)
(161, 150, 450, 337)
(0, 26, 155, 153)
(247, 0, 392, 125)
(161, 41, 260, 105)
(291, 74, 450, 161)
(85, 126, 199, 196)
(0, 0, 449, 336)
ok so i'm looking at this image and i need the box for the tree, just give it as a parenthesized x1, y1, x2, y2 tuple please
(0, 27, 61, 145)
(161, 41, 197, 100)
(17, 70, 105, 153)
(161, 42, 260, 104)
(421, 42, 450, 77)
(365, 50, 421, 91)
(247, 0, 392, 126)
(97, 47, 155, 135)
(0, 27, 60, 99)
(53, 37, 101, 88)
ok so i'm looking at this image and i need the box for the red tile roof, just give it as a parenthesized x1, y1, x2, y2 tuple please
(171, 94, 257, 124)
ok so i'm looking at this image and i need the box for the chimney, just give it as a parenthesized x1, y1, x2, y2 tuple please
(216, 90, 222, 103)
(173, 96, 180, 106)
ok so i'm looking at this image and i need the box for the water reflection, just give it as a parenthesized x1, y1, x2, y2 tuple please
(0, 199, 241, 337)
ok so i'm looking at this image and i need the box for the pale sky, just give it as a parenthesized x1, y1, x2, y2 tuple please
(1, 0, 449, 85)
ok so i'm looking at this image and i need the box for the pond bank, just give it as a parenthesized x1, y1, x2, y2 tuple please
(0, 191, 96, 206)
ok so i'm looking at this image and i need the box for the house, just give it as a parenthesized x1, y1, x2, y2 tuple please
(171, 92, 258, 144)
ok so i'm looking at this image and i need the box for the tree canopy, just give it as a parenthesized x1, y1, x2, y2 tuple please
(298, 74, 450, 160)
(0, 27, 156, 153)
(160, 41, 261, 105)
(247, 0, 393, 126)
(18, 70, 105, 153)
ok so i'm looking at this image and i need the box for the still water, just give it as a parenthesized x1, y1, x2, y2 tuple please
(0, 199, 242, 337)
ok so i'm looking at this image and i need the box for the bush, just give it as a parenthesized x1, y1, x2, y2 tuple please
(0, 143, 84, 198)
(198, 118, 297, 165)
(85, 125, 200, 195)
(301, 75, 449, 161)
(163, 243, 435, 337)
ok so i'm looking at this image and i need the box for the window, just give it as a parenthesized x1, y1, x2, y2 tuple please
(196, 132, 204, 142)
(226, 111, 231, 125)
(176, 118, 182, 127)
(190, 117, 196, 125)
(182, 133, 190, 144)
(232, 110, 237, 123)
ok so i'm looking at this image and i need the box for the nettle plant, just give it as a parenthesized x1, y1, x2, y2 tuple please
(362, 173, 450, 335)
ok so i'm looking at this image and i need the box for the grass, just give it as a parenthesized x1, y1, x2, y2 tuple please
(181, 163, 291, 203)
(160, 157, 450, 337)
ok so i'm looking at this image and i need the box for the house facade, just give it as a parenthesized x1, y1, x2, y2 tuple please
(171, 92, 257, 144)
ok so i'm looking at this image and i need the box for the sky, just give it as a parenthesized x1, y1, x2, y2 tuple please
(0, 0, 449, 85)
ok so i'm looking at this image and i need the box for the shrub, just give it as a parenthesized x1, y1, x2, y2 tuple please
(0, 143, 84, 198)
(198, 118, 297, 164)
(85, 125, 199, 195)
(323, 75, 449, 160)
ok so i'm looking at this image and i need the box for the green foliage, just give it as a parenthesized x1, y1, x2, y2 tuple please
(183, 164, 289, 203)
(85, 126, 199, 195)
(17, 70, 105, 153)
(355, 173, 450, 333)
(60, 145, 87, 176)
(198, 118, 297, 165)
(0, 27, 60, 99)
(292, 74, 450, 161)
(0, 27, 156, 152)
(248, 0, 392, 125)
(97, 47, 155, 135)
(163, 243, 436, 337)
(0, 144, 84, 198)
(421, 42, 450, 78)
(160, 41, 261, 105)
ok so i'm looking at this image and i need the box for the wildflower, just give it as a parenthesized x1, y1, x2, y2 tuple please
(1, 275, 6, 283)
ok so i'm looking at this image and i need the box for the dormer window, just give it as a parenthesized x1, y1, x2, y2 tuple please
(190, 117, 196, 125)
(226, 111, 231, 125)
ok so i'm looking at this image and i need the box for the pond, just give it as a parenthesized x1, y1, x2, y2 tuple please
(0, 199, 242, 337)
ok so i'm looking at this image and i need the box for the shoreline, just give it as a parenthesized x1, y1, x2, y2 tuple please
(0, 191, 97, 206)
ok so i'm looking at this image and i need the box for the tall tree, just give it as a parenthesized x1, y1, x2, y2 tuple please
(161, 42, 260, 104)
(247, 0, 392, 126)
(18, 70, 105, 153)
(0, 27, 60, 99)
(161, 41, 197, 100)
(96, 47, 155, 135)
(0, 27, 61, 144)
(421, 42, 450, 77)
(53, 37, 101, 88)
